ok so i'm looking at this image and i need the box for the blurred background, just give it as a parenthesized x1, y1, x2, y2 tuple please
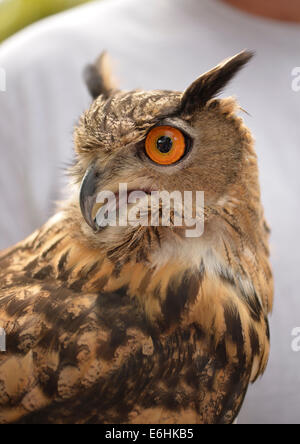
(0, 0, 94, 42)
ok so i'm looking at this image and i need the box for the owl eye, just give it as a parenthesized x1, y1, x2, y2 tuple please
(145, 126, 187, 165)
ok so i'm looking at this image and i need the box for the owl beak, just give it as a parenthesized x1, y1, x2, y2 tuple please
(79, 164, 100, 232)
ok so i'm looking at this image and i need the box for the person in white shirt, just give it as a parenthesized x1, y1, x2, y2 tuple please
(0, 0, 299, 424)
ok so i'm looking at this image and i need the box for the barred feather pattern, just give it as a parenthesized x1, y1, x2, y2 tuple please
(0, 204, 272, 424)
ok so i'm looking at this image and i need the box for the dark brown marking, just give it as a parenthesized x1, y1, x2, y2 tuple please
(223, 302, 246, 367)
(41, 237, 66, 259)
(162, 270, 202, 328)
(249, 325, 260, 357)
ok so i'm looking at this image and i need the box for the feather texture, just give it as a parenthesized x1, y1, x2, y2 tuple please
(0, 52, 273, 424)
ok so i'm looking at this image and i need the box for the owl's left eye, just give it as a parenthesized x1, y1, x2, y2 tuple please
(145, 126, 187, 165)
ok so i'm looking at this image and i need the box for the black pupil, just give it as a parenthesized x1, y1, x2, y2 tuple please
(157, 136, 173, 154)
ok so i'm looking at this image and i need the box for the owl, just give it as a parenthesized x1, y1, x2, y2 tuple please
(0, 51, 273, 424)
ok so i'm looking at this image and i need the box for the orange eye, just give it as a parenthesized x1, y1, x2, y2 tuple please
(145, 126, 186, 165)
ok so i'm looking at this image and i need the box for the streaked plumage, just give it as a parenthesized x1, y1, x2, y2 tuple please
(0, 51, 273, 424)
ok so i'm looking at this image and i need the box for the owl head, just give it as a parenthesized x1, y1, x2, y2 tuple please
(70, 51, 259, 263)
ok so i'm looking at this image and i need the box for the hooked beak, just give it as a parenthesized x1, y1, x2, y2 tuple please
(79, 164, 100, 232)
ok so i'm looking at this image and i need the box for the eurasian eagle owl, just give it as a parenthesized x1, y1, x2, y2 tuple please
(0, 51, 273, 424)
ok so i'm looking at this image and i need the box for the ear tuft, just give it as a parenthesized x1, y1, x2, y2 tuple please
(84, 52, 119, 99)
(181, 50, 254, 115)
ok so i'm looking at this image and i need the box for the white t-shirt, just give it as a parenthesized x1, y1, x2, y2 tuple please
(0, 0, 299, 424)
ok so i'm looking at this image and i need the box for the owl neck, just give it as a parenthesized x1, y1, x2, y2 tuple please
(22, 211, 202, 324)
